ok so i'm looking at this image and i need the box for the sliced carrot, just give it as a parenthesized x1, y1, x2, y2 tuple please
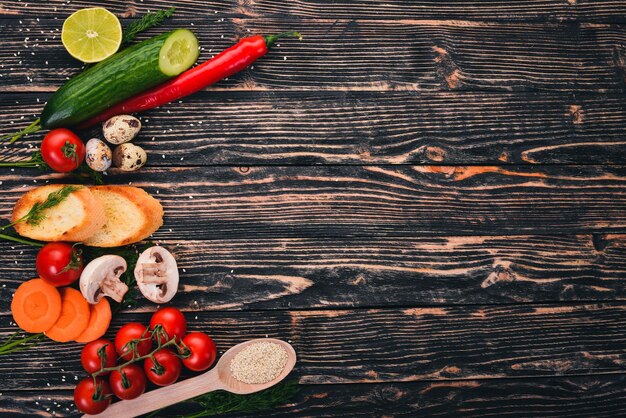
(11, 278, 62, 333)
(46, 287, 90, 343)
(75, 298, 112, 343)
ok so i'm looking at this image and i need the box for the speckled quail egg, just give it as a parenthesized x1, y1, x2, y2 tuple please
(85, 138, 112, 172)
(112, 143, 147, 171)
(102, 115, 141, 144)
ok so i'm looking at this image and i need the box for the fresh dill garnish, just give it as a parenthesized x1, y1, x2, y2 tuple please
(0, 151, 48, 170)
(0, 332, 45, 356)
(148, 380, 300, 418)
(0, 185, 81, 233)
(122, 7, 176, 45)
(23, 185, 82, 226)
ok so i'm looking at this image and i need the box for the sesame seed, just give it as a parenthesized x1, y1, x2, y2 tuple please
(230, 342, 288, 384)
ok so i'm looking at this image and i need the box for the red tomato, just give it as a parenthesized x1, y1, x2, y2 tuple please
(36, 242, 83, 287)
(81, 338, 117, 375)
(115, 323, 152, 361)
(40, 128, 85, 172)
(181, 332, 217, 372)
(144, 349, 182, 386)
(74, 377, 112, 415)
(109, 364, 147, 400)
(150, 307, 187, 344)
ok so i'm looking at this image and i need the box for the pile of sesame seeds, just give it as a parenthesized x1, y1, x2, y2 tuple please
(230, 341, 288, 384)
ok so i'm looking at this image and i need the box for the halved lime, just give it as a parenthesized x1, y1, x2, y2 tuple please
(61, 8, 122, 63)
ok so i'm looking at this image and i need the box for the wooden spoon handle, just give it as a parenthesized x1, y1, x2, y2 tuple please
(87, 368, 224, 418)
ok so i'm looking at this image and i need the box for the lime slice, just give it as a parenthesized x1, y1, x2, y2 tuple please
(62, 8, 122, 63)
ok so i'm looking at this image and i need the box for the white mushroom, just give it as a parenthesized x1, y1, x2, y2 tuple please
(112, 143, 147, 171)
(80, 255, 129, 304)
(85, 138, 112, 172)
(103, 115, 141, 144)
(134, 246, 179, 304)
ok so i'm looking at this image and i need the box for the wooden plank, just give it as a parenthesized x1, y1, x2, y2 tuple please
(2, 234, 626, 312)
(2, 165, 626, 238)
(2, 0, 626, 22)
(1, 304, 625, 390)
(1, 19, 625, 93)
(2, 91, 626, 165)
(3, 375, 626, 417)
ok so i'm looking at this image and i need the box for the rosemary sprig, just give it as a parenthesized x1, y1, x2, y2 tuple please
(0, 332, 45, 356)
(122, 7, 176, 45)
(148, 380, 300, 418)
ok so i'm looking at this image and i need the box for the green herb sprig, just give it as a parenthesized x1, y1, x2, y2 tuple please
(0, 150, 47, 169)
(0, 185, 81, 234)
(0, 332, 45, 356)
(0, 149, 102, 189)
(24, 185, 81, 226)
(122, 7, 176, 45)
(149, 380, 299, 418)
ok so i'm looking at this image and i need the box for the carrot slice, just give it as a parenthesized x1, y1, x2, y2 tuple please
(46, 287, 90, 343)
(75, 298, 112, 343)
(11, 278, 62, 333)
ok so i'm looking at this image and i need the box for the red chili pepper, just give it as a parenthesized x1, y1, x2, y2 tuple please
(79, 31, 302, 128)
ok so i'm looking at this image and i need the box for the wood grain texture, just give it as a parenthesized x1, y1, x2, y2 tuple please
(2, 91, 626, 165)
(2, 234, 626, 311)
(1, 304, 625, 390)
(2, 0, 626, 22)
(3, 375, 626, 417)
(2, 165, 626, 238)
(1, 19, 625, 93)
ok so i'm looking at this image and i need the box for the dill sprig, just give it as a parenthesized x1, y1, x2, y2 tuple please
(0, 332, 45, 356)
(149, 380, 300, 418)
(122, 7, 176, 45)
(0, 185, 81, 233)
(0, 150, 48, 170)
(23, 185, 81, 226)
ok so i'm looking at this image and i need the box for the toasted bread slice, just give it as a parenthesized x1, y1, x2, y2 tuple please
(12, 185, 106, 242)
(83, 186, 163, 247)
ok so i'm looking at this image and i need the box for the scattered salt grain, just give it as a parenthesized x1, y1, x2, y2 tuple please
(230, 341, 288, 385)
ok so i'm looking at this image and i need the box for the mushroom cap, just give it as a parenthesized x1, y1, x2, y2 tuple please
(79, 255, 127, 304)
(134, 246, 179, 304)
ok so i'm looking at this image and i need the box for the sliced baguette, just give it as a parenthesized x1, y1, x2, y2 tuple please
(83, 186, 163, 247)
(12, 185, 106, 242)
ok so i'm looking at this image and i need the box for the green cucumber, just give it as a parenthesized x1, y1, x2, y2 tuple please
(41, 29, 199, 128)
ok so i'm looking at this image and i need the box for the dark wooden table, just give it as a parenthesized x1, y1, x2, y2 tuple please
(2, 1, 626, 416)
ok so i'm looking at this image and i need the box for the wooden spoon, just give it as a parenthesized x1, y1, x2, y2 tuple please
(86, 338, 297, 418)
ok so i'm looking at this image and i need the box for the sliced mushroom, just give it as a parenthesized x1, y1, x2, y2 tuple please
(80, 255, 129, 304)
(134, 246, 179, 304)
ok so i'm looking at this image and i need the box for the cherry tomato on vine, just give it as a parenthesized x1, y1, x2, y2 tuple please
(36, 242, 83, 287)
(180, 332, 217, 372)
(40, 128, 85, 173)
(81, 338, 117, 374)
(115, 323, 152, 361)
(144, 349, 182, 386)
(109, 364, 147, 400)
(74, 377, 112, 415)
(150, 307, 187, 344)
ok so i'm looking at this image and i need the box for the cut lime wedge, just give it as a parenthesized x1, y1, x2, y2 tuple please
(62, 8, 122, 63)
